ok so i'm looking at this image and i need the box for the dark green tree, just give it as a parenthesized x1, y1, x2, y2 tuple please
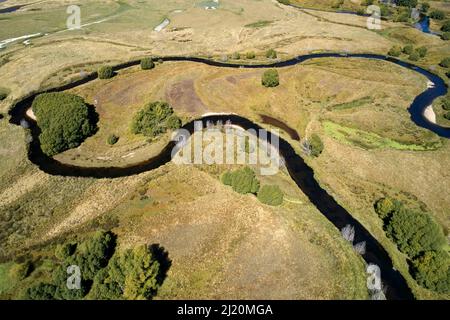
(26, 283, 56, 300)
(74, 230, 116, 280)
(32, 92, 97, 156)
(89, 245, 162, 300)
(411, 250, 450, 293)
(385, 208, 446, 258)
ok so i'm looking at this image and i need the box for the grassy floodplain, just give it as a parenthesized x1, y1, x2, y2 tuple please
(0, 0, 449, 300)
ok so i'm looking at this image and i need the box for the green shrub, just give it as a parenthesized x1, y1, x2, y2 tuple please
(310, 134, 324, 157)
(402, 44, 413, 55)
(140, 57, 155, 70)
(246, 51, 256, 59)
(374, 197, 400, 220)
(89, 245, 163, 300)
(411, 250, 450, 293)
(107, 134, 119, 145)
(131, 101, 181, 138)
(26, 283, 57, 300)
(74, 231, 116, 280)
(257, 185, 283, 206)
(222, 167, 260, 195)
(9, 261, 33, 280)
(430, 10, 445, 20)
(55, 243, 76, 260)
(447, 71, 450, 78)
(439, 57, 450, 68)
(98, 66, 114, 79)
(408, 51, 420, 61)
(261, 69, 279, 87)
(266, 49, 277, 59)
(32, 92, 97, 156)
(442, 32, 450, 41)
(441, 20, 450, 32)
(232, 52, 241, 60)
(388, 46, 402, 57)
(276, 0, 290, 4)
(385, 208, 446, 258)
(416, 46, 427, 58)
(221, 171, 233, 185)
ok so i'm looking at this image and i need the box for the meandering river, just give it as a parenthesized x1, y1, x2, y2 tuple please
(8, 53, 449, 300)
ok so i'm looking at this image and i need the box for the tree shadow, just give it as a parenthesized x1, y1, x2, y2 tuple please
(149, 243, 172, 287)
(86, 103, 100, 135)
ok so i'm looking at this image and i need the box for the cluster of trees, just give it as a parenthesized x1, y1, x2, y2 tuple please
(221, 167, 260, 195)
(140, 57, 155, 70)
(25, 231, 169, 300)
(388, 44, 427, 61)
(32, 92, 97, 156)
(374, 198, 449, 293)
(131, 101, 181, 138)
(221, 167, 284, 206)
(430, 10, 445, 21)
(261, 69, 279, 87)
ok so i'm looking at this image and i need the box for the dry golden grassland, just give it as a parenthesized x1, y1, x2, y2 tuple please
(0, 0, 449, 300)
